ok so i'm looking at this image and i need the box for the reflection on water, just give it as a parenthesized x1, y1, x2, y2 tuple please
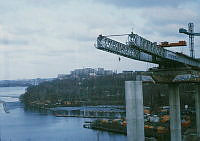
(0, 87, 127, 141)
(0, 103, 5, 114)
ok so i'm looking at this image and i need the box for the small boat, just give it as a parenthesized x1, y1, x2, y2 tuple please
(83, 123, 91, 128)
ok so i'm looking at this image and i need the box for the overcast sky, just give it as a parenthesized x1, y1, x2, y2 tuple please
(0, 0, 199, 80)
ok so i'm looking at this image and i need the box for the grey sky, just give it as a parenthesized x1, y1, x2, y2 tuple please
(0, 0, 199, 80)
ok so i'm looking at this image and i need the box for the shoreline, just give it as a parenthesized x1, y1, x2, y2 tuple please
(25, 105, 126, 119)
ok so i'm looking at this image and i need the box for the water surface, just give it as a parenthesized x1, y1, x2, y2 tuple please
(0, 87, 127, 141)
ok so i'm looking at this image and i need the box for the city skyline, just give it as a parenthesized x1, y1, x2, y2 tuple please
(0, 0, 199, 80)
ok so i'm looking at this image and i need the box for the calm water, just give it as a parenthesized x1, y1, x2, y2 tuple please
(0, 87, 127, 141)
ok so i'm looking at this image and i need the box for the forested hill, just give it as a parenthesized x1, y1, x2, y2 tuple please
(20, 74, 195, 109)
(20, 75, 127, 107)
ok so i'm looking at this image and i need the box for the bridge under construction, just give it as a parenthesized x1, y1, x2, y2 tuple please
(95, 23, 200, 141)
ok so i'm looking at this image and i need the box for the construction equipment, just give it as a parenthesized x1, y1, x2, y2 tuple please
(96, 32, 200, 69)
(95, 24, 200, 141)
(179, 23, 200, 58)
(159, 41, 187, 47)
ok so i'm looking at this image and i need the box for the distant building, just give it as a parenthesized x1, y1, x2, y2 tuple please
(96, 68, 104, 75)
(104, 70, 113, 75)
(66, 68, 140, 79)
(122, 71, 134, 74)
(89, 73, 96, 77)
(56, 68, 154, 82)
(57, 74, 66, 79)
(70, 68, 96, 78)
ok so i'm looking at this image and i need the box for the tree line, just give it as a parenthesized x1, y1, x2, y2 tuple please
(20, 74, 196, 109)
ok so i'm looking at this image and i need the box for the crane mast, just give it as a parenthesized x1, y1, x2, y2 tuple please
(179, 23, 200, 58)
(188, 23, 194, 58)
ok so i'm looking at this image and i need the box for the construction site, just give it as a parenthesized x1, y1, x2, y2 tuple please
(95, 23, 200, 141)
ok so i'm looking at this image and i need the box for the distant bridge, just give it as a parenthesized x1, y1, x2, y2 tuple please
(0, 102, 6, 114)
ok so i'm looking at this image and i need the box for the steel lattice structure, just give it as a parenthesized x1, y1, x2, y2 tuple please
(96, 32, 200, 69)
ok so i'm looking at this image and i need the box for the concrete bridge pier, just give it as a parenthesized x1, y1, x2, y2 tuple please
(125, 81, 144, 141)
(169, 84, 182, 141)
(195, 84, 200, 136)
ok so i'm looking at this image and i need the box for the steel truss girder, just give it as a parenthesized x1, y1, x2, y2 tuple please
(97, 35, 159, 64)
(128, 33, 200, 68)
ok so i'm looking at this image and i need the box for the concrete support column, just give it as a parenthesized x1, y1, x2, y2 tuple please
(195, 85, 200, 136)
(169, 84, 182, 141)
(125, 81, 144, 141)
